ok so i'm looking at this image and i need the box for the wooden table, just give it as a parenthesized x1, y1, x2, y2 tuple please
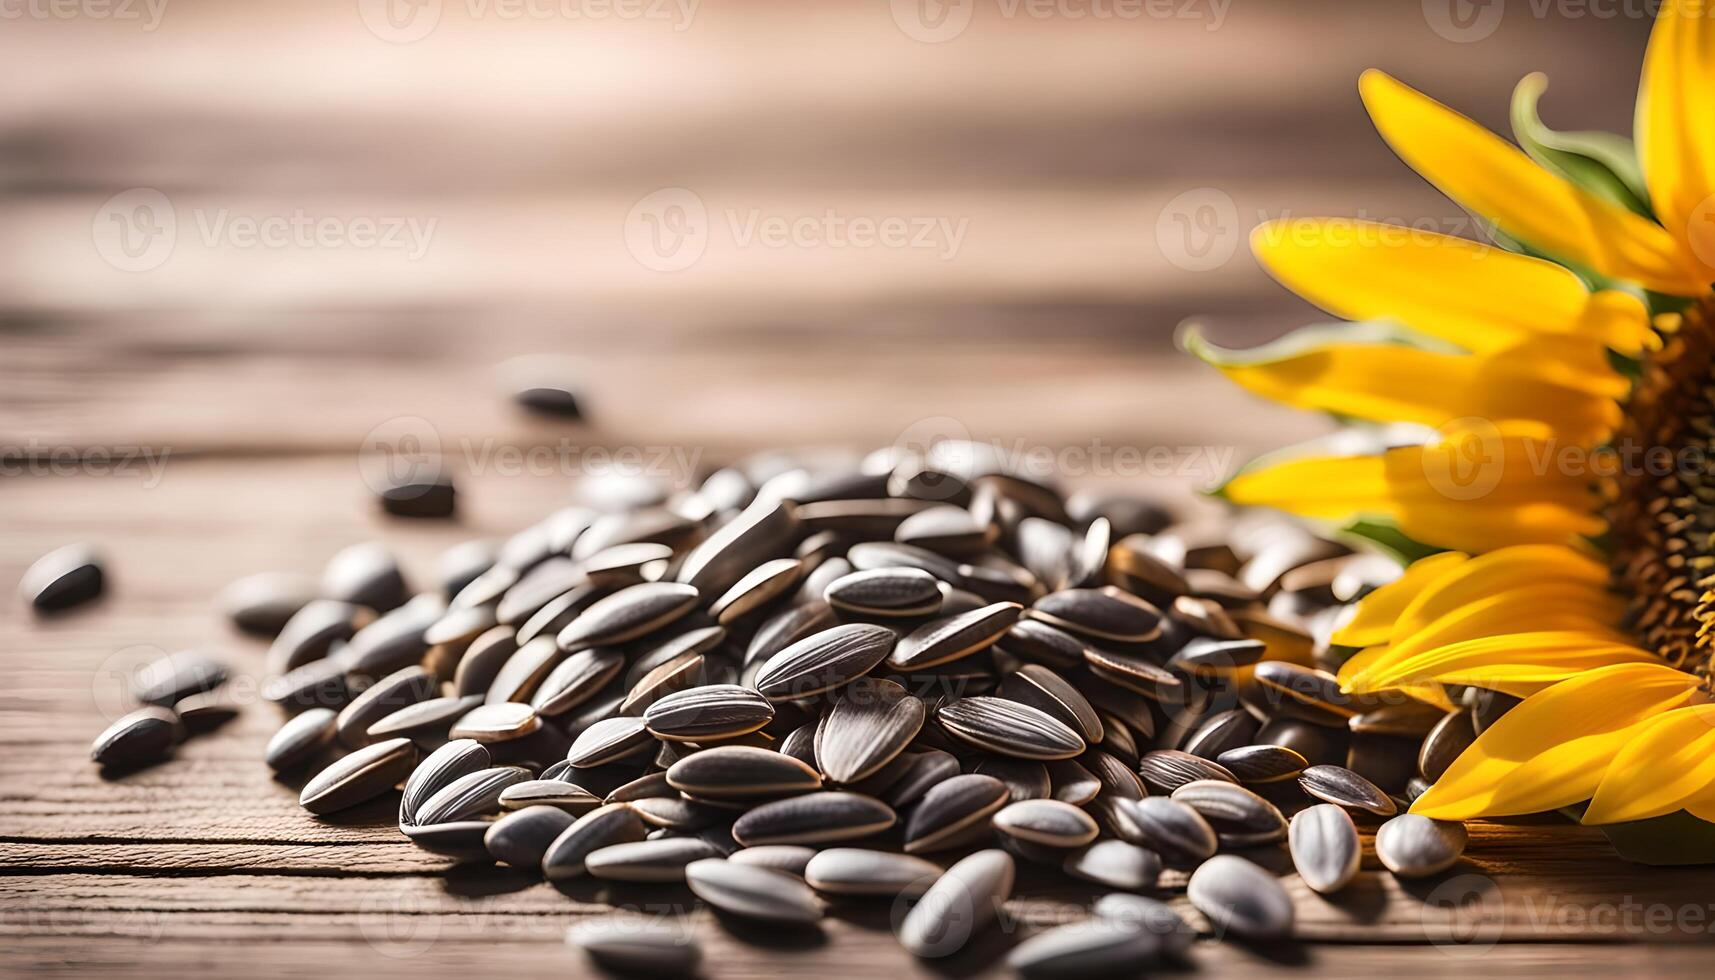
(5, 1, 1709, 975)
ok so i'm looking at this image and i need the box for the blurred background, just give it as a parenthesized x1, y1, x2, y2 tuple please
(0, 0, 1653, 496)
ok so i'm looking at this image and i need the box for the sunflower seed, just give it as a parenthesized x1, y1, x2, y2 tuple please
(644, 685, 774, 742)
(1215, 744, 1308, 784)
(1092, 893, 1194, 957)
(937, 697, 1085, 760)
(1374, 814, 1467, 877)
(496, 559, 587, 625)
(131, 650, 229, 708)
(585, 837, 726, 882)
(342, 593, 446, 680)
(566, 917, 701, 977)
(448, 625, 514, 697)
(676, 497, 799, 598)
(220, 571, 318, 636)
(1288, 803, 1361, 894)
(1252, 660, 1357, 719)
(891, 505, 988, 556)
(1081, 649, 1182, 702)
(904, 773, 1010, 853)
(1000, 664, 1103, 743)
(974, 756, 1051, 802)
(815, 678, 925, 783)
(1188, 854, 1294, 940)
(322, 542, 408, 613)
(1082, 750, 1145, 800)
(629, 795, 730, 830)
(402, 819, 493, 857)
(726, 845, 816, 878)
(368, 694, 485, 743)
(746, 601, 840, 668)
(709, 558, 802, 625)
(897, 849, 1015, 958)
(997, 619, 1088, 670)
(1062, 839, 1160, 891)
(619, 651, 706, 716)
(450, 701, 541, 743)
(541, 803, 648, 879)
(89, 707, 183, 768)
(798, 848, 939, 898)
(581, 542, 673, 585)
(400, 739, 490, 825)
(553, 582, 695, 651)
(665, 745, 822, 799)
(22, 544, 105, 612)
(1138, 749, 1236, 794)
(1299, 764, 1397, 817)
(513, 589, 598, 647)
(415, 765, 531, 825)
(883, 749, 961, 808)
(267, 600, 373, 675)
(887, 602, 1023, 670)
(485, 805, 577, 868)
(731, 791, 897, 846)
(1256, 716, 1349, 766)
(1169, 637, 1266, 677)
(566, 715, 653, 767)
(335, 665, 437, 748)
(1348, 701, 1448, 738)
(753, 623, 895, 701)
(824, 567, 944, 618)
(299, 737, 417, 815)
(264, 708, 336, 772)
(1469, 688, 1522, 734)
(992, 799, 1098, 848)
(1030, 587, 1162, 643)
(1171, 779, 1288, 844)
(685, 858, 822, 924)
(1007, 919, 1161, 979)
(1114, 797, 1217, 862)
(498, 779, 603, 813)
(847, 540, 963, 580)
(527, 647, 624, 716)
(1420, 709, 1478, 782)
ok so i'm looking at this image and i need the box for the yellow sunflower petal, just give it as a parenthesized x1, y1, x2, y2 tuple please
(1637, 0, 1715, 280)
(1411, 663, 1702, 820)
(1360, 69, 1703, 296)
(1197, 337, 1620, 444)
(1332, 551, 1469, 648)
(1685, 783, 1715, 823)
(1346, 631, 1658, 699)
(1250, 219, 1656, 355)
(1223, 437, 1603, 554)
(1390, 544, 1615, 645)
(1583, 703, 1715, 824)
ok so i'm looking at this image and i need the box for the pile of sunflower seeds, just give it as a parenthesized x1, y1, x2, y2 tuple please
(99, 442, 1486, 973)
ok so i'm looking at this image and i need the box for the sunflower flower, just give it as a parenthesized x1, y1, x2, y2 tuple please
(1190, 1, 1715, 827)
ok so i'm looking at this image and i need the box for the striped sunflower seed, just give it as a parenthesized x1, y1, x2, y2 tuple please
(619, 651, 706, 716)
(1092, 893, 1194, 958)
(585, 837, 726, 882)
(498, 779, 603, 813)
(676, 497, 799, 599)
(452, 626, 519, 698)
(709, 558, 803, 625)
(424, 602, 499, 651)
(1374, 814, 1467, 878)
(1180, 709, 1259, 760)
(1170, 779, 1288, 845)
(936, 697, 1085, 760)
(1062, 839, 1160, 891)
(1114, 797, 1217, 863)
(1299, 764, 1397, 817)
(450, 702, 542, 743)
(1137, 749, 1236, 793)
(903, 773, 1010, 854)
(1046, 759, 1101, 805)
(999, 664, 1103, 744)
(887, 602, 1023, 671)
(665, 745, 822, 799)
(131, 651, 228, 708)
(1030, 587, 1162, 643)
(530, 647, 626, 716)
(1186, 855, 1294, 940)
(1252, 661, 1358, 719)
(752, 623, 896, 701)
(729, 845, 817, 877)
(882, 749, 961, 808)
(367, 694, 485, 744)
(1081, 649, 1182, 701)
(495, 558, 587, 625)
(894, 506, 991, 558)
(973, 757, 1051, 802)
(1007, 920, 1161, 979)
(414, 765, 531, 825)
(731, 791, 897, 846)
(265, 707, 337, 772)
(485, 636, 567, 705)
(267, 599, 372, 675)
(996, 618, 1088, 670)
(402, 820, 493, 857)
(745, 600, 839, 667)
(685, 858, 822, 924)
(897, 849, 1015, 958)
(566, 715, 653, 767)
(1348, 701, 1447, 738)
(400, 739, 491, 825)
(335, 665, 437, 748)
(643, 685, 774, 742)
(1288, 803, 1361, 894)
(1215, 744, 1308, 784)
(341, 593, 446, 680)
(992, 799, 1099, 848)
(1419, 709, 1477, 783)
(541, 803, 647, 880)
(566, 917, 700, 977)
(557, 581, 700, 650)
(485, 805, 577, 868)
(90, 707, 184, 768)
(299, 737, 417, 815)
(803, 848, 941, 897)
(630, 796, 731, 830)
(815, 677, 925, 784)
(823, 567, 944, 617)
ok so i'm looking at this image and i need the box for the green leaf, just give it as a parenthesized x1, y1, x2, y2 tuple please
(1336, 518, 1445, 565)
(1511, 73, 1653, 218)
(1561, 803, 1715, 866)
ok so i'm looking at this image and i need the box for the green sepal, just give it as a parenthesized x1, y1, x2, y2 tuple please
(1561, 802, 1715, 866)
(1178, 318, 1461, 368)
(1511, 73, 1653, 218)
(1335, 518, 1446, 565)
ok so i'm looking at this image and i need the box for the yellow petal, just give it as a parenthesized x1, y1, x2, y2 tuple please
(1411, 663, 1702, 820)
(1199, 336, 1621, 444)
(1347, 631, 1658, 699)
(1637, 0, 1715, 280)
(1224, 436, 1603, 554)
(1333, 552, 1469, 648)
(1361, 70, 1703, 296)
(1389, 545, 1615, 647)
(1250, 219, 1657, 355)
(1583, 703, 1715, 824)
